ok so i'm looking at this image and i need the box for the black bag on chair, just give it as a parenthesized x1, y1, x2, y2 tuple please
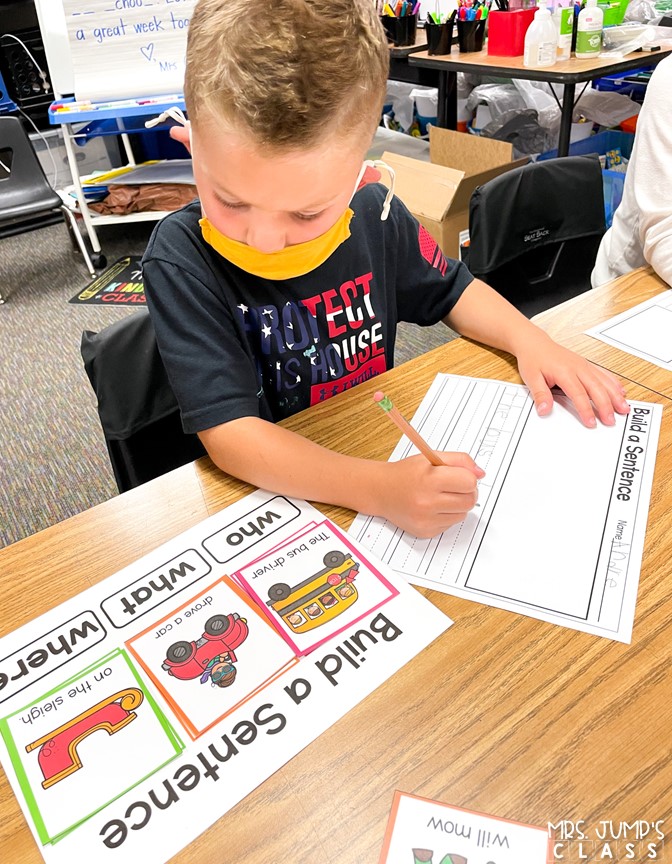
(467, 155, 606, 318)
(81, 311, 206, 494)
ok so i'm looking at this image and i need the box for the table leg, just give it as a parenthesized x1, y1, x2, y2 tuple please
(558, 82, 576, 157)
(437, 70, 458, 130)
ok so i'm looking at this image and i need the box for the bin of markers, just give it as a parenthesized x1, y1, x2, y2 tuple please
(380, 13, 418, 46)
(425, 13, 455, 54)
(456, 1, 488, 52)
(457, 18, 486, 51)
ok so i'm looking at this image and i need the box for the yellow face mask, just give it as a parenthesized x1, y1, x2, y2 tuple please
(199, 207, 354, 280)
(199, 159, 395, 280)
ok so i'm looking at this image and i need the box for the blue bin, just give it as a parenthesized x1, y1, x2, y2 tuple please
(603, 168, 626, 228)
(593, 67, 650, 103)
(539, 129, 635, 162)
(415, 113, 436, 136)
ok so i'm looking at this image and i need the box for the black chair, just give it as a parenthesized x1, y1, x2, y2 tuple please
(0, 115, 95, 303)
(81, 311, 206, 494)
(466, 155, 605, 318)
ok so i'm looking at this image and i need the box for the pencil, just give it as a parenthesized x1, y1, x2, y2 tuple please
(373, 391, 446, 466)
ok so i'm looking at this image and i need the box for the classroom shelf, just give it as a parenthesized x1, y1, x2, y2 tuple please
(48, 95, 187, 264)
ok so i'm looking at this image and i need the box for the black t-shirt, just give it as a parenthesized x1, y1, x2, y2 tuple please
(142, 183, 473, 433)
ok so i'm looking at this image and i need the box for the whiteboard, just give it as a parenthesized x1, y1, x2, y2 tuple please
(59, 0, 197, 102)
(34, 0, 74, 98)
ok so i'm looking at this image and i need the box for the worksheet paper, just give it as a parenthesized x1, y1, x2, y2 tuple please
(0, 491, 450, 864)
(350, 373, 661, 642)
(586, 289, 672, 369)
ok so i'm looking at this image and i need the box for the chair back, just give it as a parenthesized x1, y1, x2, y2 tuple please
(0, 116, 62, 224)
(81, 311, 206, 494)
(467, 155, 605, 317)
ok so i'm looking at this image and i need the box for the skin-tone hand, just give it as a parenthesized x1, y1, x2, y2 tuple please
(513, 328, 629, 428)
(446, 279, 630, 428)
(169, 123, 191, 153)
(371, 451, 485, 537)
(200, 418, 484, 539)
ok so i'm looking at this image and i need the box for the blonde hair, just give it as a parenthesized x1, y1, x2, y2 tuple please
(184, 0, 389, 149)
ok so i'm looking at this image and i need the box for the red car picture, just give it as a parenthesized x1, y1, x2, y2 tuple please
(161, 613, 248, 688)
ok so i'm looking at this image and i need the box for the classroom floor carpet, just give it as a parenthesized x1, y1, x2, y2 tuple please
(0, 219, 457, 549)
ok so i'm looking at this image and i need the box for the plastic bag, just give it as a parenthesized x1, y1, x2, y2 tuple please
(480, 108, 551, 157)
(601, 22, 672, 54)
(574, 89, 641, 125)
(464, 83, 527, 119)
(384, 81, 437, 133)
(466, 80, 561, 151)
(410, 88, 438, 119)
(624, 0, 658, 22)
(511, 79, 561, 140)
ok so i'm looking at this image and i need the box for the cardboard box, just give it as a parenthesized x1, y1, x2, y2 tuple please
(382, 127, 527, 259)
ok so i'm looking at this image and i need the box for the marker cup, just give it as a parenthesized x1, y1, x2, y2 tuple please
(381, 14, 418, 47)
(425, 19, 454, 54)
(457, 19, 486, 52)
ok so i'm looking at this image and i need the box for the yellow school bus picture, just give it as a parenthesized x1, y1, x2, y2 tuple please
(266, 550, 360, 633)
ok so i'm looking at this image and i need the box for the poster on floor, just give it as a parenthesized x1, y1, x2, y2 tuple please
(68, 256, 145, 306)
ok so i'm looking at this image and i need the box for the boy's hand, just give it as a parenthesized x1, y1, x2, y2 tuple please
(515, 332, 630, 428)
(446, 279, 630, 429)
(169, 122, 191, 154)
(372, 452, 485, 538)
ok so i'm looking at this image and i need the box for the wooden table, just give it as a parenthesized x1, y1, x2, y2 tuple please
(409, 47, 672, 155)
(2, 336, 672, 863)
(388, 29, 442, 87)
(534, 266, 672, 398)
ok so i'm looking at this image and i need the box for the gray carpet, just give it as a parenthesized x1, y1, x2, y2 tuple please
(0, 218, 456, 549)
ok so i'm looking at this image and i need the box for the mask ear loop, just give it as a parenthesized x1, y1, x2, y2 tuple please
(363, 159, 396, 221)
(144, 106, 188, 129)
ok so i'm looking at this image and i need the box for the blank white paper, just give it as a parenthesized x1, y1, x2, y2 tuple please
(350, 374, 662, 642)
(586, 290, 672, 369)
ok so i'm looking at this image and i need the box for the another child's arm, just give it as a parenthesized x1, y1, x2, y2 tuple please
(199, 416, 484, 538)
(445, 278, 630, 427)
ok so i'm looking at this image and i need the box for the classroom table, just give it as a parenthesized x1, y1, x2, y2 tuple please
(408, 47, 672, 156)
(1, 335, 672, 863)
(388, 29, 443, 87)
(534, 265, 672, 398)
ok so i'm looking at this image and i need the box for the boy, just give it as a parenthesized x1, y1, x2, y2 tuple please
(143, 0, 628, 538)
